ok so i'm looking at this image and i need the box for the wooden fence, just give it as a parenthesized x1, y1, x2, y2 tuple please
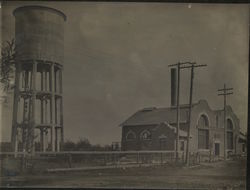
(0, 150, 215, 174)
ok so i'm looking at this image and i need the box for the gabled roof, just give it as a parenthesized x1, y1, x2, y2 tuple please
(120, 100, 216, 127)
(120, 105, 192, 127)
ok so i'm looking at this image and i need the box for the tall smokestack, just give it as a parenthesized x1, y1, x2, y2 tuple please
(171, 68, 177, 107)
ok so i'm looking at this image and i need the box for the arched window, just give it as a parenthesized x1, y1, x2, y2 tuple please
(126, 130, 136, 141)
(227, 119, 233, 130)
(198, 114, 209, 128)
(198, 114, 209, 149)
(140, 130, 152, 140)
(227, 119, 234, 149)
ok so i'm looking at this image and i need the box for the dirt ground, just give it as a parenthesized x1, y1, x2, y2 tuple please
(0, 159, 246, 189)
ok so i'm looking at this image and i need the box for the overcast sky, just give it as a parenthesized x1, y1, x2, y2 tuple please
(1, 2, 249, 145)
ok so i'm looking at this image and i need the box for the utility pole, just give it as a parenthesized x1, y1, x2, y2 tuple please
(169, 62, 193, 162)
(218, 84, 233, 160)
(180, 63, 207, 166)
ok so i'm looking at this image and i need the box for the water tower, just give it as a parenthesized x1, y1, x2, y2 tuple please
(11, 6, 66, 153)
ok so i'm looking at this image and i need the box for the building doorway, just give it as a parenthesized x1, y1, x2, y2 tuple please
(215, 143, 220, 156)
(159, 138, 167, 150)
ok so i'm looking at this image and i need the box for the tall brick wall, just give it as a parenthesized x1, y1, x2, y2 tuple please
(122, 124, 176, 151)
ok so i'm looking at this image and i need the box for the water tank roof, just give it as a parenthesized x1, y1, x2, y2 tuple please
(13, 5, 67, 21)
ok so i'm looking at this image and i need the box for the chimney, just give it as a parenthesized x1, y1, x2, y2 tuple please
(171, 68, 177, 107)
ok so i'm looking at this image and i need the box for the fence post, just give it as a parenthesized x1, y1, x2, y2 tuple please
(189, 152, 191, 166)
(160, 152, 163, 165)
(209, 151, 211, 163)
(68, 154, 72, 168)
(137, 152, 139, 164)
(21, 153, 26, 172)
(196, 152, 198, 164)
(104, 154, 106, 165)
(115, 153, 117, 166)
(182, 152, 184, 163)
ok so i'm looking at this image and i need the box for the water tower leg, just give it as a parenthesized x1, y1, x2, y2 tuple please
(60, 127, 64, 151)
(11, 63, 21, 153)
(59, 70, 64, 151)
(55, 128, 58, 151)
(40, 128, 44, 151)
(14, 132, 18, 158)
(50, 63, 55, 152)
(30, 61, 37, 155)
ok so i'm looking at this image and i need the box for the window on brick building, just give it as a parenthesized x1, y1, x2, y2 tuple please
(126, 130, 136, 141)
(227, 119, 234, 149)
(198, 129, 209, 149)
(180, 141, 185, 151)
(159, 138, 167, 150)
(198, 114, 209, 128)
(140, 130, 152, 140)
(242, 144, 246, 153)
(198, 114, 209, 149)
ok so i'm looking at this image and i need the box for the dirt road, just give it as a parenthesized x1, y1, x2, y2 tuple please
(0, 159, 246, 189)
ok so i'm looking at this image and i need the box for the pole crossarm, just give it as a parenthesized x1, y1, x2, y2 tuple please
(218, 88, 233, 92)
(218, 92, 233, 96)
(168, 62, 196, 67)
(180, 64, 207, 69)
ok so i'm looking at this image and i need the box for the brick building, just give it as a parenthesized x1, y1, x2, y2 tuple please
(120, 99, 246, 157)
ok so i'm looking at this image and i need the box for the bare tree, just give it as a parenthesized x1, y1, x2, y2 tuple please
(0, 39, 16, 92)
(0, 40, 37, 157)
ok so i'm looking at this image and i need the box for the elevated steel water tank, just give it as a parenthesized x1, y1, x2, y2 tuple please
(13, 6, 66, 63)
